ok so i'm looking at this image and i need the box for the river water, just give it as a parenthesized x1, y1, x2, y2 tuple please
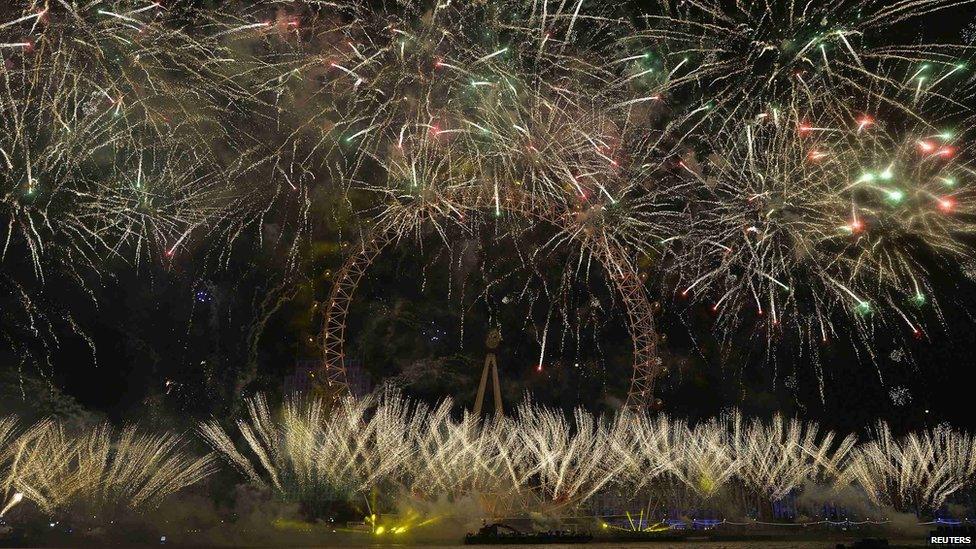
(309, 541, 929, 548)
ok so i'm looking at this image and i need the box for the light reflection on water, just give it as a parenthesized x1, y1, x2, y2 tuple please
(311, 542, 926, 549)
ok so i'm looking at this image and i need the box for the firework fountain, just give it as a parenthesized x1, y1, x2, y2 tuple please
(201, 393, 976, 520)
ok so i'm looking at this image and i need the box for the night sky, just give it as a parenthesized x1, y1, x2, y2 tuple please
(2, 0, 976, 437)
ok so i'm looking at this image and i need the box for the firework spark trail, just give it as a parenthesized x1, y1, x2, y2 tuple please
(407, 406, 528, 503)
(201, 392, 421, 503)
(840, 422, 976, 512)
(2, 419, 214, 517)
(636, 0, 976, 131)
(513, 401, 625, 507)
(0, 0, 974, 395)
(0, 417, 17, 463)
(0, 491, 22, 517)
(664, 103, 975, 364)
(608, 411, 678, 493)
(2, 396, 974, 521)
(665, 417, 739, 499)
(0, 1, 246, 370)
(1, 417, 51, 485)
(201, 393, 976, 516)
(728, 412, 857, 502)
(0, 416, 24, 515)
(196, 0, 975, 380)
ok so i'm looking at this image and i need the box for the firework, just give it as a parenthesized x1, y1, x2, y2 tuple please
(840, 422, 976, 512)
(728, 412, 856, 502)
(512, 401, 624, 507)
(407, 405, 520, 502)
(0, 491, 22, 517)
(634, 0, 976, 132)
(205, 393, 962, 516)
(1, 417, 48, 513)
(0, 1, 243, 370)
(665, 105, 975, 365)
(0, 416, 22, 517)
(1, 419, 213, 517)
(0, 1, 235, 267)
(0, 416, 17, 462)
(608, 411, 679, 493)
(1, 0, 974, 405)
(200, 392, 422, 506)
(192, 0, 975, 390)
(668, 418, 739, 499)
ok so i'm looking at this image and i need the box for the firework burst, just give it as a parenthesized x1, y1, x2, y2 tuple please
(665, 104, 975, 367)
(633, 0, 976, 132)
(1, 0, 975, 400)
